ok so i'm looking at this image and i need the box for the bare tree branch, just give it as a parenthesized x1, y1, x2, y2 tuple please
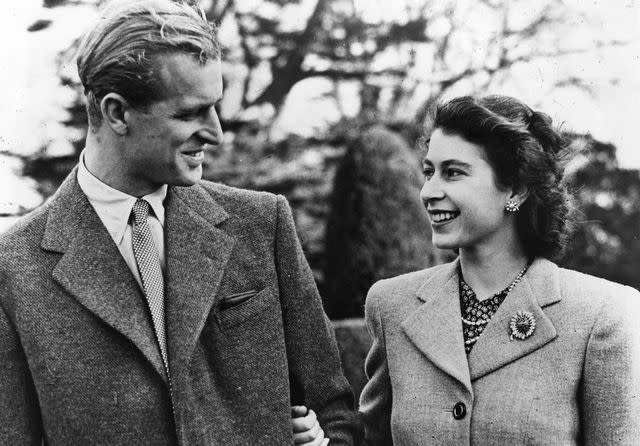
(432, 37, 628, 93)
(248, 0, 331, 108)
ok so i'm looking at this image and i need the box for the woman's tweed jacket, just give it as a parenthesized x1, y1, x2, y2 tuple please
(0, 168, 357, 445)
(359, 258, 640, 445)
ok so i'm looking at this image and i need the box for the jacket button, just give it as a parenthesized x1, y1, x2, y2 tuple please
(452, 402, 466, 420)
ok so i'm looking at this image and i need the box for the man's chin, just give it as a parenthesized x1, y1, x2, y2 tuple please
(171, 167, 203, 187)
(175, 178, 201, 187)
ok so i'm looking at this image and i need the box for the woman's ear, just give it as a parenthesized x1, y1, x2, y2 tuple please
(100, 93, 129, 135)
(508, 185, 530, 209)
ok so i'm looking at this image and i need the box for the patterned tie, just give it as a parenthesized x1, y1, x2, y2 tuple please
(131, 199, 169, 375)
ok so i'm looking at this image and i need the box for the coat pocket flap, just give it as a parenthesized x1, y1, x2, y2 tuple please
(216, 287, 275, 329)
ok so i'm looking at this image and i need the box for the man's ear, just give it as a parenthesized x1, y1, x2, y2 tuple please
(100, 93, 130, 135)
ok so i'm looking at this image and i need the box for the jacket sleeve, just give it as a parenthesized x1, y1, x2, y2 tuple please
(358, 285, 393, 445)
(273, 195, 360, 445)
(0, 300, 43, 444)
(582, 286, 640, 446)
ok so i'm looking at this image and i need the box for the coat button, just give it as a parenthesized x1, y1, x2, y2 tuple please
(452, 402, 466, 420)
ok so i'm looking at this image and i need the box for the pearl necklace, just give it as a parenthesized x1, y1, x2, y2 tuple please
(460, 262, 530, 329)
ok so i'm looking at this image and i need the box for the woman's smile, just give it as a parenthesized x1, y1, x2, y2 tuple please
(428, 210, 460, 226)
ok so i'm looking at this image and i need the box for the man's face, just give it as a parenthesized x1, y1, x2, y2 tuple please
(121, 52, 223, 195)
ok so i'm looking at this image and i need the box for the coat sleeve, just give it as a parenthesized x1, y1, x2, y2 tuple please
(582, 286, 640, 446)
(0, 300, 43, 444)
(358, 284, 393, 445)
(273, 195, 360, 445)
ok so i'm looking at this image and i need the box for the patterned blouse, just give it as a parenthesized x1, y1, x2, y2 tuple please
(459, 276, 510, 354)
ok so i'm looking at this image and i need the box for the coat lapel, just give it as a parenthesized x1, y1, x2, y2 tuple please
(468, 258, 560, 381)
(163, 183, 235, 378)
(401, 260, 473, 394)
(42, 169, 167, 381)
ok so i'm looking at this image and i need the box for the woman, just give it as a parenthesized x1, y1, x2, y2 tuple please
(358, 95, 640, 445)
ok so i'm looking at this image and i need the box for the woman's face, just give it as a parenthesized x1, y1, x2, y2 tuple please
(420, 128, 515, 252)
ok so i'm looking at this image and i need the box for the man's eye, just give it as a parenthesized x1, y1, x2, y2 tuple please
(423, 168, 434, 178)
(177, 112, 198, 120)
(446, 169, 462, 178)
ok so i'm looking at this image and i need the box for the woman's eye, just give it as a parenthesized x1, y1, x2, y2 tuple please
(423, 168, 434, 178)
(446, 169, 462, 178)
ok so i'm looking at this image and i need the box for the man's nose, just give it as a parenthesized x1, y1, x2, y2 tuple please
(197, 107, 223, 145)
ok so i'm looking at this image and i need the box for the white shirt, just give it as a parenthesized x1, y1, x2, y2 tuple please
(76, 151, 167, 290)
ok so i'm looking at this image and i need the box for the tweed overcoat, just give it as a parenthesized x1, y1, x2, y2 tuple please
(359, 258, 640, 445)
(0, 168, 357, 445)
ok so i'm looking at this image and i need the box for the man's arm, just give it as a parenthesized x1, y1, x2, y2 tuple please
(582, 287, 640, 446)
(274, 194, 359, 446)
(0, 301, 43, 444)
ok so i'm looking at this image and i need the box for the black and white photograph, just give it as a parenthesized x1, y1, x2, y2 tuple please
(1, 0, 639, 444)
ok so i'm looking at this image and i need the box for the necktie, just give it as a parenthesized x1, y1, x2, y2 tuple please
(131, 199, 169, 374)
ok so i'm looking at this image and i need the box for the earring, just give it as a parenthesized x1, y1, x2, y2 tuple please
(505, 199, 519, 213)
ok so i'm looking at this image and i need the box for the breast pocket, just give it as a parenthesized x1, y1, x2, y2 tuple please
(216, 287, 278, 330)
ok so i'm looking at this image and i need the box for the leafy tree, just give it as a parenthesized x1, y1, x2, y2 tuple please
(561, 135, 640, 291)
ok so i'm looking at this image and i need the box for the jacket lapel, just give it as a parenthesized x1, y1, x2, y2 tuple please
(163, 183, 235, 378)
(401, 260, 473, 394)
(467, 258, 560, 381)
(42, 169, 167, 381)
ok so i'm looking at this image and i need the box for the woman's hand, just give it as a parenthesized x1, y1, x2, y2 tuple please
(291, 405, 330, 446)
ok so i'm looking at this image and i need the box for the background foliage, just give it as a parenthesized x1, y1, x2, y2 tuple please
(7, 0, 640, 320)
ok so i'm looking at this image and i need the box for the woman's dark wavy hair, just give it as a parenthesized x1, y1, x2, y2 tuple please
(427, 95, 576, 260)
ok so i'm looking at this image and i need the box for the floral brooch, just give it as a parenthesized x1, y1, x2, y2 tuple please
(509, 311, 536, 340)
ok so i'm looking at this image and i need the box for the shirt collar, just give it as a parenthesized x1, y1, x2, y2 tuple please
(77, 150, 168, 246)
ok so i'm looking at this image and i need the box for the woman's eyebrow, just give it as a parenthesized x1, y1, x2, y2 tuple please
(442, 160, 472, 169)
(423, 158, 472, 169)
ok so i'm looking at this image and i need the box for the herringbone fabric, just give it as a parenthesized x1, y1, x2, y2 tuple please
(0, 172, 358, 444)
(131, 199, 169, 373)
(359, 258, 640, 445)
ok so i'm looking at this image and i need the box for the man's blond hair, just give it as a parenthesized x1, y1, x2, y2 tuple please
(77, 0, 220, 129)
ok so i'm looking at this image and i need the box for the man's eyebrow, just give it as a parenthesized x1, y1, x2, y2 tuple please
(174, 100, 221, 114)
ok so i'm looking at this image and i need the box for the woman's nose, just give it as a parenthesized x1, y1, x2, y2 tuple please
(420, 176, 445, 204)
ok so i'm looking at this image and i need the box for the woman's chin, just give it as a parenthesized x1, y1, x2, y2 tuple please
(431, 237, 459, 250)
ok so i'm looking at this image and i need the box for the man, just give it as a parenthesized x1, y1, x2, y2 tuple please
(0, 0, 357, 444)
